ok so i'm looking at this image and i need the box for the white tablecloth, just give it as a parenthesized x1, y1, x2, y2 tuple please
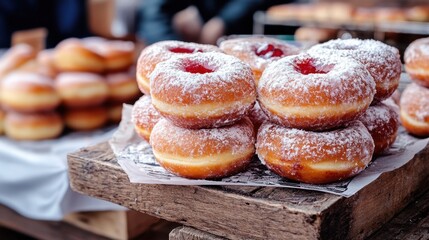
(0, 128, 125, 221)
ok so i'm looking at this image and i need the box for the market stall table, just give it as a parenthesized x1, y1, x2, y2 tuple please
(68, 140, 429, 240)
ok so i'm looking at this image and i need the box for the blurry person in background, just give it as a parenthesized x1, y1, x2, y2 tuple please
(136, 0, 268, 45)
(0, 0, 90, 48)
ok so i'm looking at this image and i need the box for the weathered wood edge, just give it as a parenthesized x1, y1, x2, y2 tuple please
(68, 141, 429, 240)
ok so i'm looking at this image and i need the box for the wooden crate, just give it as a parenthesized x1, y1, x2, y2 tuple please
(68, 141, 429, 240)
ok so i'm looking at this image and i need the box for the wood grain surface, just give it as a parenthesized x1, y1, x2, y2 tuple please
(68, 141, 429, 240)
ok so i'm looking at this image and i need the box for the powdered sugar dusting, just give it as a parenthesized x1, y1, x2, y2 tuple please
(405, 37, 429, 64)
(137, 40, 220, 78)
(258, 53, 375, 105)
(400, 83, 429, 121)
(359, 102, 399, 132)
(308, 38, 401, 101)
(248, 101, 269, 131)
(256, 120, 374, 164)
(2, 72, 54, 88)
(151, 118, 255, 157)
(150, 52, 256, 104)
(131, 95, 162, 128)
(219, 36, 300, 71)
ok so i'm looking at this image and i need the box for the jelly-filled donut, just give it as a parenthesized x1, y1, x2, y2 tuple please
(219, 36, 299, 85)
(258, 53, 375, 130)
(400, 83, 429, 137)
(53, 38, 105, 73)
(0, 72, 60, 113)
(308, 38, 401, 102)
(405, 37, 429, 87)
(256, 120, 374, 184)
(136, 40, 220, 95)
(151, 52, 256, 129)
(132, 95, 162, 142)
(55, 72, 109, 108)
(4, 111, 64, 140)
(248, 102, 269, 135)
(150, 117, 255, 179)
(358, 102, 399, 156)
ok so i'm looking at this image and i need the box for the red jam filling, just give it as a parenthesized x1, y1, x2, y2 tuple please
(169, 47, 202, 54)
(185, 63, 213, 74)
(294, 59, 332, 75)
(255, 44, 284, 59)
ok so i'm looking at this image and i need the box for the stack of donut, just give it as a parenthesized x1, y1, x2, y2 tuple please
(402, 38, 429, 137)
(0, 37, 141, 140)
(256, 38, 401, 184)
(133, 40, 258, 179)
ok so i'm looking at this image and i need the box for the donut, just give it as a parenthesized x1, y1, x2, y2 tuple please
(294, 27, 337, 43)
(353, 7, 376, 23)
(64, 106, 108, 131)
(150, 52, 256, 129)
(256, 120, 374, 184)
(107, 103, 123, 123)
(219, 36, 299, 85)
(0, 44, 36, 79)
(55, 72, 109, 108)
(400, 83, 429, 137)
(308, 39, 401, 102)
(406, 5, 429, 22)
(266, 4, 304, 21)
(258, 53, 375, 131)
(35, 49, 58, 78)
(83, 37, 135, 72)
(132, 95, 162, 142)
(0, 109, 4, 135)
(136, 40, 220, 95)
(248, 102, 268, 135)
(53, 38, 105, 73)
(374, 7, 407, 22)
(4, 111, 64, 140)
(106, 72, 140, 103)
(0, 72, 60, 113)
(404, 37, 429, 87)
(150, 117, 255, 179)
(358, 102, 399, 156)
(329, 2, 355, 23)
(16, 60, 57, 79)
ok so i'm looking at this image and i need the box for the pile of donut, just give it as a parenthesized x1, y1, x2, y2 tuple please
(0, 37, 141, 140)
(131, 36, 403, 184)
(401, 37, 429, 137)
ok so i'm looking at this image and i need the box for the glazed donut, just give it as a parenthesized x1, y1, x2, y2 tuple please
(131, 95, 162, 142)
(53, 38, 105, 73)
(358, 102, 399, 156)
(404, 37, 429, 87)
(248, 102, 268, 135)
(83, 37, 135, 72)
(150, 52, 256, 129)
(256, 120, 374, 184)
(106, 72, 140, 103)
(136, 40, 220, 95)
(219, 36, 299, 85)
(0, 72, 60, 113)
(55, 72, 109, 108)
(64, 106, 108, 131)
(400, 83, 429, 137)
(0, 44, 36, 79)
(150, 117, 255, 179)
(308, 38, 402, 102)
(258, 53, 375, 131)
(4, 111, 64, 140)
(0, 109, 4, 135)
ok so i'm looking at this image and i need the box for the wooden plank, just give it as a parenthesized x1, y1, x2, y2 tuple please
(0, 204, 109, 240)
(68, 141, 429, 240)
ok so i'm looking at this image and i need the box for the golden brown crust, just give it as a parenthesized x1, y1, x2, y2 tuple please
(64, 106, 108, 131)
(132, 96, 161, 142)
(106, 72, 140, 103)
(399, 83, 429, 137)
(4, 111, 63, 140)
(0, 44, 36, 78)
(405, 37, 429, 87)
